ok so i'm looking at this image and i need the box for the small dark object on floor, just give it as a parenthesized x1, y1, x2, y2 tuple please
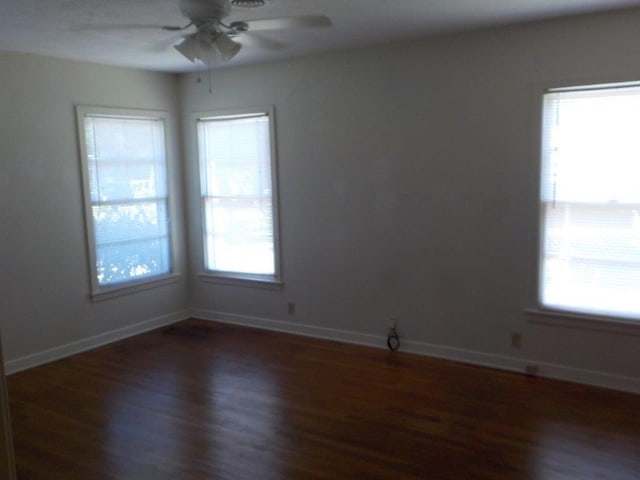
(162, 323, 212, 339)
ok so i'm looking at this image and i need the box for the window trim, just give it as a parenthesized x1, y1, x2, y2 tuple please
(525, 307, 640, 336)
(529, 77, 640, 329)
(76, 106, 178, 300)
(193, 105, 283, 286)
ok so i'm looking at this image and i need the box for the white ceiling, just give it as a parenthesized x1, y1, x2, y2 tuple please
(1, 0, 640, 73)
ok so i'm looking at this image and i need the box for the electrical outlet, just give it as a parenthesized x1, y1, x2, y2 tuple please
(390, 317, 398, 330)
(287, 302, 296, 315)
(511, 332, 522, 349)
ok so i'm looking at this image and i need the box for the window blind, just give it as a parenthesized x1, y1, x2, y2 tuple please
(84, 114, 171, 286)
(198, 113, 276, 277)
(540, 85, 640, 319)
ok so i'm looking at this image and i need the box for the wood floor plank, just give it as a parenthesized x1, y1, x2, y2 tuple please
(7, 320, 640, 479)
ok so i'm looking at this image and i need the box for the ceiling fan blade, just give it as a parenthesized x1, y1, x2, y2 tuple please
(235, 32, 286, 51)
(162, 24, 193, 31)
(73, 23, 174, 31)
(244, 15, 331, 32)
(147, 33, 187, 53)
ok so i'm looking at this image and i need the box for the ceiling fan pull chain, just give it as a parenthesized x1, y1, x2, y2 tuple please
(208, 64, 213, 94)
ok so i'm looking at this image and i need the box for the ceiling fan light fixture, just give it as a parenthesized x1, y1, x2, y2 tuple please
(175, 33, 220, 65)
(174, 35, 198, 62)
(215, 32, 242, 61)
(231, 0, 265, 8)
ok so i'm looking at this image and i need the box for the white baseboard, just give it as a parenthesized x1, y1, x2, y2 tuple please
(7, 307, 639, 395)
(5, 310, 190, 375)
(535, 363, 640, 394)
(191, 308, 640, 395)
(190, 309, 384, 348)
(400, 337, 640, 395)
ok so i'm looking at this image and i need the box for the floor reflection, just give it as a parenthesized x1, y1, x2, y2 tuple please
(103, 351, 285, 479)
(104, 368, 187, 478)
(532, 421, 640, 480)
(209, 366, 284, 479)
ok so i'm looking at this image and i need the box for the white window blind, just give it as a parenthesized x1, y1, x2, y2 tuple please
(197, 111, 279, 279)
(540, 84, 640, 320)
(81, 112, 172, 288)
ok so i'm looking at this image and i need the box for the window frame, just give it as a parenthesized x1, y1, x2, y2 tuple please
(194, 106, 282, 286)
(531, 79, 640, 328)
(76, 106, 179, 300)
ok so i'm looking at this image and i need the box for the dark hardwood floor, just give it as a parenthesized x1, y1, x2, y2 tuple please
(7, 319, 640, 479)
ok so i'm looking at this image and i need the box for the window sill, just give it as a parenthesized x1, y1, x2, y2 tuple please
(198, 272, 283, 290)
(91, 274, 181, 302)
(525, 307, 640, 336)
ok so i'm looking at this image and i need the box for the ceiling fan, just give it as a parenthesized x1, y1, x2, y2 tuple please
(162, 0, 332, 65)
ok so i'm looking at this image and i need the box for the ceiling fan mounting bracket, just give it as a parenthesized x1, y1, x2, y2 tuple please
(179, 0, 231, 25)
(229, 21, 250, 32)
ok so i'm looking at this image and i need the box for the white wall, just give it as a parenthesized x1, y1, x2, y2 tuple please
(1, 8, 639, 393)
(0, 52, 188, 369)
(180, 9, 640, 391)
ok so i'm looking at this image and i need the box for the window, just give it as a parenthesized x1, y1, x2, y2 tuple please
(77, 107, 174, 294)
(196, 108, 280, 283)
(539, 83, 640, 320)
